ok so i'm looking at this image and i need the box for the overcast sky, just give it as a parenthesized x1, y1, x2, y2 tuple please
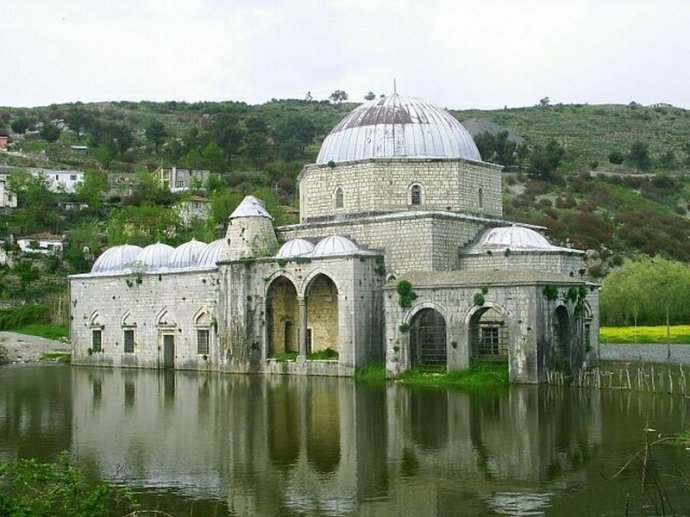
(4, 0, 689, 109)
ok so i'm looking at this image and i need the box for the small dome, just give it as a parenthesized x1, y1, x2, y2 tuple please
(316, 94, 481, 165)
(230, 195, 272, 219)
(276, 239, 315, 258)
(135, 242, 175, 270)
(471, 226, 564, 252)
(312, 235, 359, 257)
(168, 239, 208, 269)
(196, 238, 228, 268)
(91, 244, 143, 273)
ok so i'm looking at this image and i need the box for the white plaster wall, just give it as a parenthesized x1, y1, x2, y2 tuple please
(71, 269, 220, 370)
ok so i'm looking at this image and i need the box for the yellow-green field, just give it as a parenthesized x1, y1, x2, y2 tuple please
(600, 325, 690, 344)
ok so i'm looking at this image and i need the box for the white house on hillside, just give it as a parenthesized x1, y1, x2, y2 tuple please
(17, 233, 64, 255)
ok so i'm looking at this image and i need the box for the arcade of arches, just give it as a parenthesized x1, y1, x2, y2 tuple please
(407, 304, 580, 375)
(266, 274, 340, 358)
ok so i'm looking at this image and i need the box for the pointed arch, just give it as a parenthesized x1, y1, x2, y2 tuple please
(89, 310, 103, 328)
(88, 311, 104, 352)
(193, 306, 211, 326)
(552, 304, 571, 372)
(156, 307, 177, 328)
(301, 268, 340, 298)
(304, 272, 340, 355)
(266, 275, 300, 356)
(120, 310, 135, 327)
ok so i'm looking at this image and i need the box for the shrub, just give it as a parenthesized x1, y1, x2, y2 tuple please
(473, 292, 485, 306)
(397, 280, 417, 308)
(608, 150, 625, 165)
(0, 453, 138, 516)
(0, 304, 49, 331)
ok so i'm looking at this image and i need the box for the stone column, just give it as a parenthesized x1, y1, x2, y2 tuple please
(298, 296, 308, 361)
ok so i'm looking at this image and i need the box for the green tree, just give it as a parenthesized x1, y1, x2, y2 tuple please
(208, 188, 243, 227)
(528, 139, 564, 179)
(7, 170, 59, 233)
(76, 169, 109, 212)
(601, 257, 690, 328)
(64, 220, 105, 272)
(329, 90, 349, 103)
(145, 119, 167, 151)
(92, 144, 113, 169)
(106, 204, 179, 246)
(10, 117, 28, 134)
(40, 123, 61, 142)
(628, 141, 651, 171)
(474, 131, 521, 167)
(200, 141, 227, 173)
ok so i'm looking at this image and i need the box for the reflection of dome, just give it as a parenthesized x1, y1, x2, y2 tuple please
(316, 94, 481, 165)
(168, 239, 208, 269)
(136, 242, 175, 269)
(196, 238, 228, 268)
(312, 236, 359, 257)
(91, 245, 143, 273)
(276, 239, 315, 258)
(470, 225, 571, 252)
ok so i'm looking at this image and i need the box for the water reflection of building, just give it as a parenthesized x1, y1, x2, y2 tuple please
(69, 367, 604, 515)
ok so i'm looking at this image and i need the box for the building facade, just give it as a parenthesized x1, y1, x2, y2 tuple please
(70, 94, 599, 383)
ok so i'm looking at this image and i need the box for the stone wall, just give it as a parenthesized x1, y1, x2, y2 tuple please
(299, 158, 502, 222)
(70, 269, 220, 370)
(219, 253, 385, 374)
(279, 213, 488, 275)
(384, 277, 598, 384)
(459, 251, 586, 277)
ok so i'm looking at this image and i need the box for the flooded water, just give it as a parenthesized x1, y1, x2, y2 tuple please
(1, 364, 689, 516)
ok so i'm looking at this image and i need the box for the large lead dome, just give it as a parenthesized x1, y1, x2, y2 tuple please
(316, 94, 481, 165)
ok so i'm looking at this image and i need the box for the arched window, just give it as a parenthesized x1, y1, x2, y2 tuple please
(478, 187, 484, 209)
(410, 184, 422, 205)
(334, 187, 344, 209)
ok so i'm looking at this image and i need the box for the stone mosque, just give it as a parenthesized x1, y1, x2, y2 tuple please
(70, 94, 599, 383)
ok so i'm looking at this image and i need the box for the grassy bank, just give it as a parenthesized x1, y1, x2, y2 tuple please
(13, 323, 69, 341)
(600, 325, 690, 344)
(355, 361, 509, 389)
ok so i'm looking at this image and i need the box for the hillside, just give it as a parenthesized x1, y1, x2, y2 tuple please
(1, 99, 689, 282)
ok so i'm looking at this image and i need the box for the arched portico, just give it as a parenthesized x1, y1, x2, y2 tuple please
(468, 305, 509, 364)
(552, 305, 571, 372)
(304, 273, 340, 356)
(266, 276, 299, 357)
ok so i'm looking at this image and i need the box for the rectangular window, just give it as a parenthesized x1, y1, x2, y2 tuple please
(92, 330, 102, 352)
(124, 329, 134, 353)
(197, 329, 209, 355)
(481, 327, 500, 355)
(70, 174, 77, 181)
(176, 180, 184, 187)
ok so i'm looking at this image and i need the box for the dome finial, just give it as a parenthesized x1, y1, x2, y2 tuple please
(393, 78, 397, 96)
